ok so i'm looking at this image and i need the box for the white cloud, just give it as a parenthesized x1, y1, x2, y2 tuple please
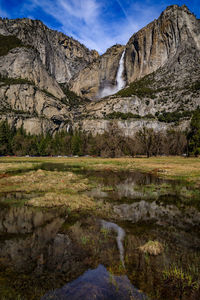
(21, 0, 163, 53)
(59, 0, 100, 24)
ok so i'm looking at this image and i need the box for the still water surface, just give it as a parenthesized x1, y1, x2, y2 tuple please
(0, 163, 200, 299)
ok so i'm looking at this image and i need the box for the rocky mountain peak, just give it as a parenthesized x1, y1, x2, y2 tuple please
(164, 4, 191, 14)
(70, 4, 200, 99)
(0, 5, 199, 136)
(125, 4, 200, 84)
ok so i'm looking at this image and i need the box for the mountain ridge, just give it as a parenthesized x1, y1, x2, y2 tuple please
(71, 4, 200, 99)
(0, 4, 199, 136)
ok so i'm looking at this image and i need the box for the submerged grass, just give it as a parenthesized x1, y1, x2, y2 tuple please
(0, 169, 96, 211)
(0, 156, 200, 210)
(0, 167, 113, 216)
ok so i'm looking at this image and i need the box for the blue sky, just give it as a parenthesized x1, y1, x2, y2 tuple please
(0, 0, 199, 53)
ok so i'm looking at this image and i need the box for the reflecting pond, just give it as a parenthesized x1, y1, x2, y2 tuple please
(42, 265, 147, 300)
(0, 163, 200, 300)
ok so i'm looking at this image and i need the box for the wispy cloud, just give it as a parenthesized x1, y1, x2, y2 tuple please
(115, 0, 129, 19)
(21, 0, 151, 53)
(1, 0, 172, 53)
(59, 0, 100, 24)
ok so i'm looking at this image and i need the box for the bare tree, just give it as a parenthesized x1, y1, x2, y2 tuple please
(135, 126, 156, 157)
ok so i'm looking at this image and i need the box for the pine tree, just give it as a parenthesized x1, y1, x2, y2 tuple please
(71, 132, 83, 155)
(188, 109, 200, 156)
(0, 121, 12, 155)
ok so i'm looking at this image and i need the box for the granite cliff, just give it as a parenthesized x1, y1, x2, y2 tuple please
(0, 18, 99, 83)
(0, 5, 199, 136)
(125, 4, 200, 83)
(71, 4, 200, 99)
(70, 44, 125, 99)
(0, 19, 97, 134)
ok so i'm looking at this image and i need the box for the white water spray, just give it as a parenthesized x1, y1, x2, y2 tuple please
(101, 220, 125, 267)
(116, 50, 126, 91)
(99, 49, 126, 98)
(66, 124, 70, 133)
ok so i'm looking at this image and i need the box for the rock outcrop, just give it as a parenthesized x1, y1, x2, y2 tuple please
(0, 47, 64, 99)
(0, 5, 199, 136)
(0, 83, 71, 134)
(71, 5, 200, 99)
(0, 18, 99, 83)
(70, 44, 124, 99)
(74, 118, 188, 138)
(125, 5, 200, 83)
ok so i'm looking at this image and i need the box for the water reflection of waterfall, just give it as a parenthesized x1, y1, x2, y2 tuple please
(99, 49, 126, 98)
(101, 220, 125, 267)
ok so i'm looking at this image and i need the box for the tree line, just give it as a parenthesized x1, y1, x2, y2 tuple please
(0, 110, 199, 157)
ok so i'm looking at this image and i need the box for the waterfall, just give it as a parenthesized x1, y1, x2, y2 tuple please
(116, 50, 126, 91)
(98, 49, 126, 98)
(66, 124, 70, 133)
(101, 220, 125, 267)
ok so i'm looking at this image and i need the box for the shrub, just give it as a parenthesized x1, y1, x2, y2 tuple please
(0, 34, 26, 56)
(0, 74, 33, 85)
(106, 111, 141, 120)
(190, 81, 200, 91)
(116, 75, 157, 98)
(59, 84, 90, 108)
(157, 110, 192, 123)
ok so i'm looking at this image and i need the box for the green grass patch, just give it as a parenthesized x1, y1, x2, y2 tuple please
(107, 111, 141, 120)
(106, 111, 156, 120)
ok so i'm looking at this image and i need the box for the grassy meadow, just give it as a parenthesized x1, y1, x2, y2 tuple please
(0, 156, 200, 300)
(0, 155, 200, 180)
(0, 155, 200, 209)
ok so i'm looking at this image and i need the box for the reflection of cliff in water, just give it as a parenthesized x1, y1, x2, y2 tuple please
(0, 206, 70, 273)
(88, 170, 167, 201)
(1, 167, 200, 300)
(0, 205, 66, 233)
(42, 264, 146, 300)
(114, 200, 200, 229)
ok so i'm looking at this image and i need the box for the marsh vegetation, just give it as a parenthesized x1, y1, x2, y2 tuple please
(0, 157, 200, 300)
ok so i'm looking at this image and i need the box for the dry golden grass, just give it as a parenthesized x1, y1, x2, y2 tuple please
(1, 156, 199, 182)
(0, 162, 41, 173)
(0, 168, 97, 211)
(0, 166, 113, 214)
(27, 192, 96, 210)
(139, 241, 164, 255)
(0, 156, 200, 210)
(0, 169, 89, 193)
